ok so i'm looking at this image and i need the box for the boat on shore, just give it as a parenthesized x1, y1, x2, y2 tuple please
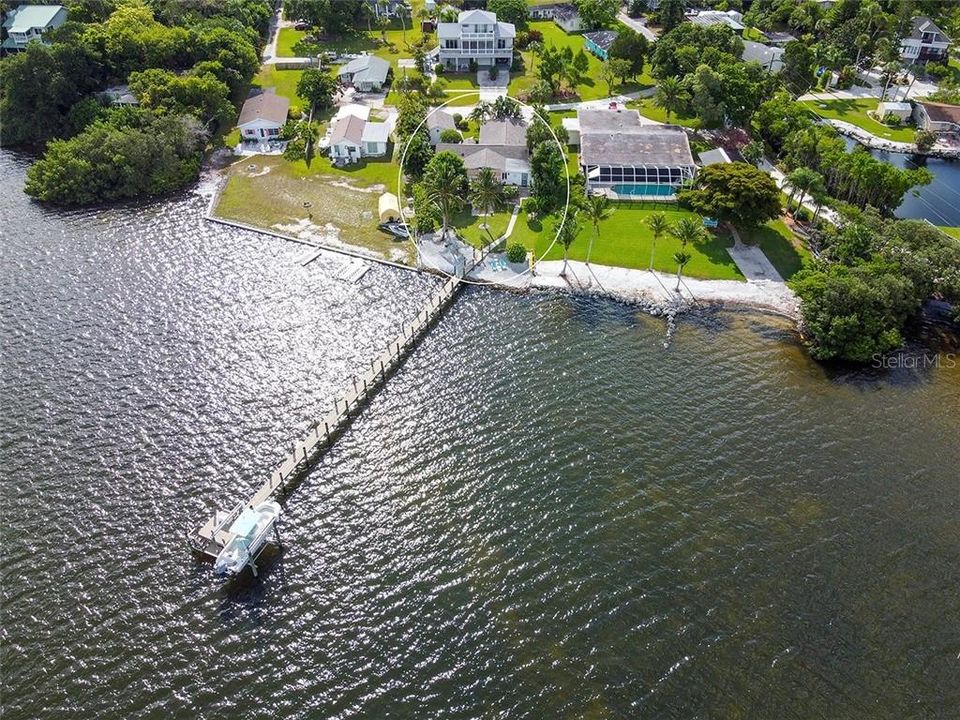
(213, 501, 281, 577)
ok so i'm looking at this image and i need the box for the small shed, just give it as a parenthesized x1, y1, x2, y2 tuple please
(378, 192, 401, 222)
(878, 101, 912, 122)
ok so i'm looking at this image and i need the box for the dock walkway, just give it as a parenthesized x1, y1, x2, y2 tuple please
(189, 250, 483, 561)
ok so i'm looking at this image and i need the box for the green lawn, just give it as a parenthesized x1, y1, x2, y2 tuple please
(630, 97, 701, 129)
(451, 207, 514, 248)
(252, 64, 306, 115)
(937, 226, 960, 240)
(802, 98, 916, 142)
(514, 203, 745, 280)
(276, 25, 424, 70)
(215, 155, 411, 263)
(738, 219, 813, 281)
(508, 21, 655, 102)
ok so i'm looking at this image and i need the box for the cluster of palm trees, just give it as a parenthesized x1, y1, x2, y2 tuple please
(423, 161, 508, 244)
(552, 195, 707, 291)
(468, 96, 522, 126)
(785, 167, 827, 222)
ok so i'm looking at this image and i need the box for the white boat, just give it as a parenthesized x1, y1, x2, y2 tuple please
(213, 501, 281, 577)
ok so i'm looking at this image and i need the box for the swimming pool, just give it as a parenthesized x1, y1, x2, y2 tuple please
(610, 184, 676, 197)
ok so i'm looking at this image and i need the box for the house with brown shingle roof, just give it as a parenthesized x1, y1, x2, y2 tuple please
(237, 89, 289, 142)
(913, 101, 960, 135)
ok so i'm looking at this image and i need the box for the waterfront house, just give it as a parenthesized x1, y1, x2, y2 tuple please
(574, 108, 696, 199)
(912, 101, 960, 136)
(1, 4, 67, 51)
(435, 119, 530, 188)
(527, 3, 582, 33)
(741, 40, 784, 73)
(329, 113, 391, 162)
(900, 16, 951, 64)
(338, 55, 391, 92)
(237, 90, 289, 142)
(425, 109, 457, 146)
(583, 30, 617, 61)
(435, 9, 515, 72)
(688, 10, 745, 34)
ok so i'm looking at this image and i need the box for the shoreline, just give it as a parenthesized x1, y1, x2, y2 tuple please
(819, 118, 960, 159)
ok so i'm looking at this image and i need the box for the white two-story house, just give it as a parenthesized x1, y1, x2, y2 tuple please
(436, 9, 515, 72)
(1, 4, 68, 52)
(900, 16, 951, 64)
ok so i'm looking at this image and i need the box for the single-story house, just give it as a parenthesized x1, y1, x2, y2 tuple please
(329, 113, 391, 162)
(338, 54, 391, 92)
(583, 30, 618, 61)
(912, 101, 960, 135)
(741, 40, 784, 73)
(378, 192, 401, 222)
(237, 89, 289, 142)
(877, 101, 913, 123)
(435, 119, 530, 187)
(765, 31, 797, 46)
(426, 109, 457, 146)
(576, 108, 697, 199)
(698, 147, 731, 166)
(1, 4, 67, 51)
(528, 3, 582, 33)
(689, 10, 745, 33)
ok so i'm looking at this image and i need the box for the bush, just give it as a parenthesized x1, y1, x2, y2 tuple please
(439, 128, 461, 143)
(434, 63, 445, 75)
(924, 61, 949, 80)
(452, 112, 464, 129)
(915, 129, 937, 152)
(468, 59, 478, 73)
(489, 66, 499, 81)
(506, 242, 527, 263)
(794, 207, 812, 222)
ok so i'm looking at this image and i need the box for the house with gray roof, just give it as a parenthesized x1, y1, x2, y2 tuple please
(900, 16, 951, 64)
(583, 30, 617, 61)
(527, 3, 582, 33)
(2, 4, 67, 51)
(338, 55, 391, 92)
(688, 10, 745, 33)
(329, 112, 391, 163)
(426, 110, 457, 145)
(436, 9, 515, 72)
(436, 119, 530, 187)
(741, 40, 784, 73)
(237, 90, 290, 143)
(576, 108, 696, 199)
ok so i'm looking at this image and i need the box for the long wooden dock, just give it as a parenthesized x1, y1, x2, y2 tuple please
(188, 269, 469, 561)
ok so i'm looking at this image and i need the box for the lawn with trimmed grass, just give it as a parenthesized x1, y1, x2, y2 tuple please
(214, 154, 410, 263)
(802, 98, 916, 142)
(513, 203, 745, 280)
(508, 21, 655, 101)
(738, 219, 813, 281)
(938, 226, 960, 240)
(252, 64, 306, 115)
(276, 25, 424, 70)
(629, 97, 701, 129)
(451, 207, 514, 248)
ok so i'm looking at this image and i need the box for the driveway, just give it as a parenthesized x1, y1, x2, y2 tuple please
(616, 13, 657, 42)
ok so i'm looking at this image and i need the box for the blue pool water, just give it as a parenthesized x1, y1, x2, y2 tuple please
(611, 183, 676, 197)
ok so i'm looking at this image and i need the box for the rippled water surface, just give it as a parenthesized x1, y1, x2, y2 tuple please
(2, 152, 959, 719)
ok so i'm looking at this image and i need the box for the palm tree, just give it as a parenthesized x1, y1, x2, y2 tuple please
(469, 100, 492, 126)
(491, 95, 521, 121)
(673, 251, 691, 291)
(654, 76, 688, 122)
(469, 168, 506, 239)
(786, 167, 821, 214)
(424, 162, 468, 241)
(853, 33, 870, 68)
(582, 193, 612, 265)
(669, 216, 705, 249)
(554, 211, 581, 277)
(528, 41, 543, 75)
(645, 212, 670, 270)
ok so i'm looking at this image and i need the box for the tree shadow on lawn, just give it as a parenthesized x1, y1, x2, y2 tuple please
(742, 224, 807, 280)
(811, 98, 864, 117)
(698, 231, 743, 276)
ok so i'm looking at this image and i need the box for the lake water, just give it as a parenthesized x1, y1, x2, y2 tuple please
(2, 151, 959, 719)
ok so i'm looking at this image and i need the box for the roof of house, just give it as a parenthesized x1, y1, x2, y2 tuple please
(102, 85, 138, 105)
(583, 30, 618, 52)
(361, 121, 391, 144)
(741, 40, 784, 67)
(435, 143, 529, 172)
(2, 4, 66, 31)
(910, 16, 950, 42)
(334, 103, 371, 122)
(426, 110, 456, 131)
(458, 9, 496, 24)
(339, 54, 391, 85)
(330, 113, 367, 145)
(918, 101, 960, 125)
(237, 90, 290, 127)
(582, 129, 695, 168)
(698, 147, 731, 166)
(531, 3, 579, 19)
(478, 119, 526, 146)
(578, 108, 646, 134)
(689, 10, 745, 31)
(765, 31, 796, 44)
(878, 101, 912, 112)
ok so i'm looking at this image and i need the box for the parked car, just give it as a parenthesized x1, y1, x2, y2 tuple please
(294, 20, 309, 30)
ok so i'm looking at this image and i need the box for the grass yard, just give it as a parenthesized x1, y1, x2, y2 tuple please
(629, 98, 701, 128)
(514, 203, 745, 280)
(937, 226, 960, 240)
(451, 207, 515, 248)
(214, 155, 411, 263)
(252, 64, 306, 115)
(276, 25, 425, 71)
(802, 98, 916, 143)
(508, 21, 655, 102)
(738, 219, 813, 281)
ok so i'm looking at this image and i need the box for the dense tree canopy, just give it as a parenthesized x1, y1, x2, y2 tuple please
(487, 0, 528, 29)
(679, 163, 782, 227)
(128, 67, 235, 128)
(574, 0, 619, 30)
(285, 0, 366, 35)
(607, 29, 648, 80)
